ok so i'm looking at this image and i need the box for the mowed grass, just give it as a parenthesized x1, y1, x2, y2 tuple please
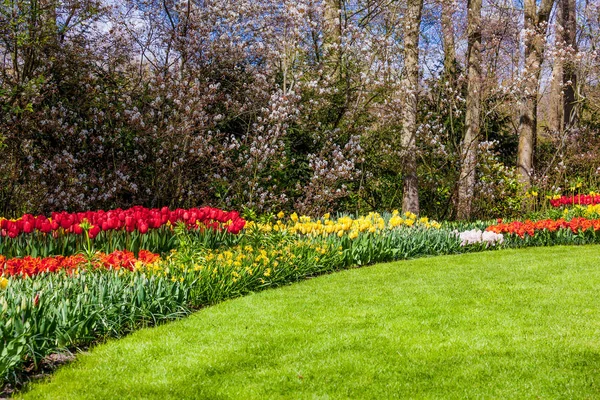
(20, 246, 600, 399)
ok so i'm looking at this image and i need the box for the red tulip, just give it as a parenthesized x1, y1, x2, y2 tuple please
(72, 224, 83, 235)
(88, 225, 101, 239)
(60, 216, 72, 229)
(138, 222, 149, 234)
(23, 221, 34, 234)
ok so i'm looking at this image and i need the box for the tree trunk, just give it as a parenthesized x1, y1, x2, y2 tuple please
(562, 0, 577, 128)
(548, 2, 563, 133)
(456, 0, 482, 220)
(517, 0, 555, 188)
(323, 0, 342, 76)
(179, 0, 192, 78)
(401, 0, 423, 215)
(441, 0, 456, 78)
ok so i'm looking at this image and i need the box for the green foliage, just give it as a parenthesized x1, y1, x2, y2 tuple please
(415, 74, 464, 220)
(353, 127, 404, 214)
(1, 271, 191, 386)
(473, 150, 523, 220)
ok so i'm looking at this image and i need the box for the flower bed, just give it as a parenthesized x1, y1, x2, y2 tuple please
(549, 194, 600, 207)
(486, 217, 600, 237)
(0, 206, 245, 258)
(0, 250, 160, 277)
(0, 206, 245, 237)
(5, 207, 600, 389)
(247, 211, 441, 237)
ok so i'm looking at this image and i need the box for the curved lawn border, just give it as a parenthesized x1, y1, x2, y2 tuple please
(19, 246, 600, 399)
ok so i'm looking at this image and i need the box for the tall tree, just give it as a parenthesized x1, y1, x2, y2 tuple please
(323, 0, 342, 75)
(548, 3, 563, 133)
(548, 0, 577, 132)
(401, 0, 424, 214)
(561, 0, 577, 128)
(516, 0, 556, 187)
(456, 0, 482, 219)
(441, 0, 457, 78)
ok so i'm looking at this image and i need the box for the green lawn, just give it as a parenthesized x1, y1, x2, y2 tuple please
(20, 246, 600, 399)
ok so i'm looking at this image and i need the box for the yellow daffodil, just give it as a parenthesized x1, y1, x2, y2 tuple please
(242, 210, 440, 239)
